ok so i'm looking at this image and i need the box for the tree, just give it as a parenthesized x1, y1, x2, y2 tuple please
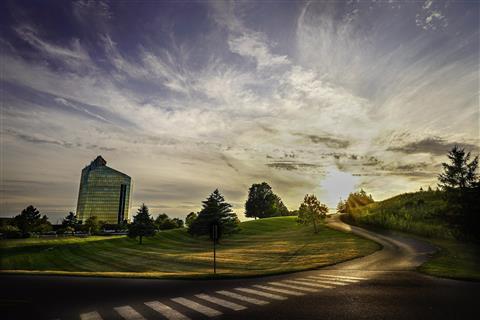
(155, 213, 183, 230)
(188, 189, 239, 240)
(438, 145, 478, 190)
(62, 212, 78, 228)
(336, 199, 347, 213)
(245, 182, 288, 219)
(0, 225, 22, 238)
(297, 194, 328, 233)
(128, 204, 156, 244)
(172, 218, 184, 228)
(13, 205, 43, 235)
(155, 213, 169, 230)
(342, 190, 374, 214)
(33, 216, 53, 233)
(438, 146, 480, 237)
(84, 216, 100, 234)
(185, 212, 197, 228)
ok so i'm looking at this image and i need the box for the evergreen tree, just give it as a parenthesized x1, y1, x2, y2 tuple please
(188, 189, 239, 240)
(62, 212, 78, 228)
(438, 145, 478, 190)
(438, 146, 480, 238)
(128, 204, 156, 244)
(298, 194, 328, 233)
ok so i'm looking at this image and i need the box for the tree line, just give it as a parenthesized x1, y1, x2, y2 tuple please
(125, 183, 329, 244)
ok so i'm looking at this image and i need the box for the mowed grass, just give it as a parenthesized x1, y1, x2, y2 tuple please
(0, 216, 379, 279)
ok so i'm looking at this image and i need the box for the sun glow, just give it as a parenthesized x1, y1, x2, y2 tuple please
(320, 167, 359, 209)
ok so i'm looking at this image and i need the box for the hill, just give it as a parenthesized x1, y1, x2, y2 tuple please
(346, 191, 480, 281)
(348, 190, 452, 239)
(0, 216, 379, 279)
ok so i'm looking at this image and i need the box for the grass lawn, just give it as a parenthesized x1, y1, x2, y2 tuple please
(417, 237, 480, 281)
(0, 216, 380, 279)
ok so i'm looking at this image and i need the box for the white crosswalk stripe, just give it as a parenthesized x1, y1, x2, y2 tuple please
(145, 301, 191, 320)
(80, 311, 103, 320)
(235, 287, 287, 300)
(114, 306, 146, 320)
(308, 275, 359, 283)
(253, 284, 304, 296)
(284, 279, 333, 289)
(171, 297, 222, 317)
(298, 277, 349, 286)
(216, 290, 269, 305)
(268, 281, 319, 293)
(195, 294, 247, 311)
(316, 274, 367, 281)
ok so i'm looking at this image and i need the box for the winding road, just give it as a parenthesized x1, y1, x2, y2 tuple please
(1, 215, 478, 320)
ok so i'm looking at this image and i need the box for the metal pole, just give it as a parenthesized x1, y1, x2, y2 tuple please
(213, 224, 217, 275)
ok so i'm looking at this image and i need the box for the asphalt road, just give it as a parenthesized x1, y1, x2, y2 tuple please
(1, 215, 479, 320)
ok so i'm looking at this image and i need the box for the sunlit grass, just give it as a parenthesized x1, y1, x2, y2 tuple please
(0, 216, 379, 278)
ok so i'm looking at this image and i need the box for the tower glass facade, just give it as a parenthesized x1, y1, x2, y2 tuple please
(76, 156, 132, 224)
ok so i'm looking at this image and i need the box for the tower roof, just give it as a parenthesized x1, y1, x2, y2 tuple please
(90, 155, 107, 168)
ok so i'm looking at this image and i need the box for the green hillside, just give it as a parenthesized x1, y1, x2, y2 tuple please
(347, 191, 480, 281)
(348, 190, 452, 239)
(0, 216, 379, 279)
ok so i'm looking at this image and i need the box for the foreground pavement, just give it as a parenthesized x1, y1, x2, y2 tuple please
(1, 216, 478, 320)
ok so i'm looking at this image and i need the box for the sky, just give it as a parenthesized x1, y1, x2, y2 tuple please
(0, 0, 478, 223)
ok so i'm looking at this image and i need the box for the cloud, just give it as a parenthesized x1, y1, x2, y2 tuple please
(416, 0, 448, 30)
(266, 161, 322, 171)
(14, 25, 91, 69)
(228, 32, 290, 69)
(387, 137, 479, 156)
(294, 132, 351, 149)
(5, 129, 75, 148)
(54, 97, 111, 123)
(210, 1, 290, 70)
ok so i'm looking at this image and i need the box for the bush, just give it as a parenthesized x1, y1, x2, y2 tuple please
(0, 225, 23, 239)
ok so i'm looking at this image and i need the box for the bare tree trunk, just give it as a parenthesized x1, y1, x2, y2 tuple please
(313, 219, 318, 233)
(139, 235, 143, 244)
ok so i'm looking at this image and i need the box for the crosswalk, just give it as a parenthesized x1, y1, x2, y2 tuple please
(75, 273, 368, 320)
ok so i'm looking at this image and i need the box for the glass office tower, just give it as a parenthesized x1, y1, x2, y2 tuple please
(76, 156, 132, 224)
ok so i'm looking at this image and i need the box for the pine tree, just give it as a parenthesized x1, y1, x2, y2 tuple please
(128, 204, 156, 244)
(438, 146, 478, 190)
(188, 189, 239, 240)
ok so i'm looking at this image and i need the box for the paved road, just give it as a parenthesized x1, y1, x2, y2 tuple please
(1, 215, 479, 320)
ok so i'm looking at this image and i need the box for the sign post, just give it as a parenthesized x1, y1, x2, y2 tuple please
(212, 223, 218, 275)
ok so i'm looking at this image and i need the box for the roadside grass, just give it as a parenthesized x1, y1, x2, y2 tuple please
(0, 216, 380, 279)
(417, 237, 480, 281)
(347, 190, 480, 281)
